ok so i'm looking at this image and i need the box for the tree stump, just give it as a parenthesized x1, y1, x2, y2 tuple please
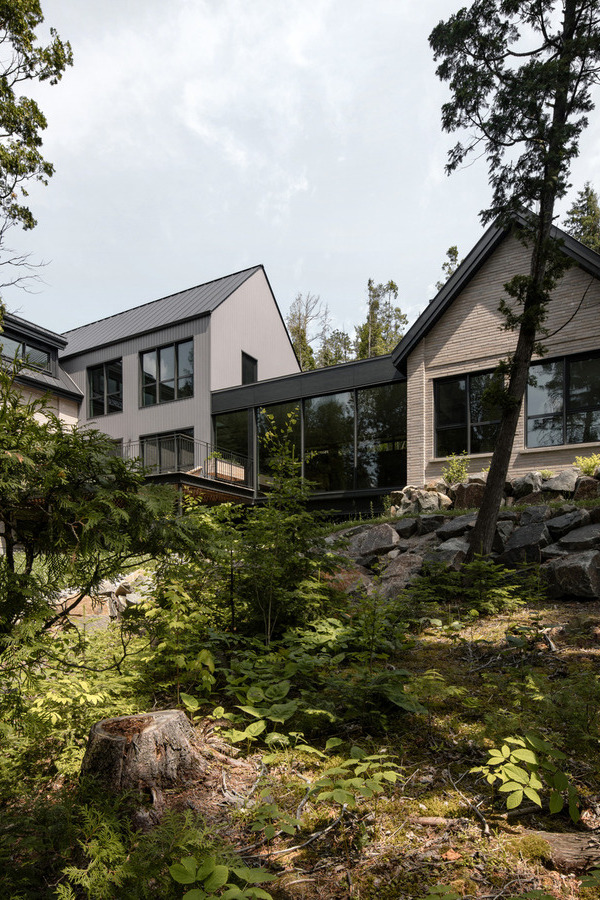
(80, 710, 209, 800)
(527, 830, 600, 873)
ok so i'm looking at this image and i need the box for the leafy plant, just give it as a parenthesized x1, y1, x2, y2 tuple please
(471, 733, 579, 821)
(169, 854, 275, 899)
(574, 452, 600, 476)
(309, 744, 402, 810)
(441, 451, 469, 484)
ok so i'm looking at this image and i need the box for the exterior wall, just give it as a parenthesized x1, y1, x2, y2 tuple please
(210, 270, 300, 390)
(407, 234, 600, 485)
(61, 317, 212, 446)
(18, 384, 80, 426)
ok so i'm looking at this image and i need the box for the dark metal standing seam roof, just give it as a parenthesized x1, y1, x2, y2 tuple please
(60, 265, 263, 359)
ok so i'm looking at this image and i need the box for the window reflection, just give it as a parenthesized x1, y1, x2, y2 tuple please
(304, 392, 354, 491)
(356, 383, 407, 489)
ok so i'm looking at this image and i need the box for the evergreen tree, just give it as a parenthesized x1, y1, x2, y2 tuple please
(563, 182, 600, 253)
(354, 279, 407, 359)
(430, 0, 600, 559)
(435, 245, 461, 291)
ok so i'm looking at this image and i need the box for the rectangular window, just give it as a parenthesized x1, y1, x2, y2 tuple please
(527, 352, 600, 447)
(356, 383, 407, 489)
(242, 352, 258, 385)
(304, 392, 355, 491)
(88, 359, 123, 417)
(141, 429, 194, 473)
(435, 371, 502, 457)
(140, 339, 193, 407)
(1, 335, 51, 371)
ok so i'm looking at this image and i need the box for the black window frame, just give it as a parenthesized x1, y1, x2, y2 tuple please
(1, 333, 52, 373)
(140, 338, 194, 407)
(526, 350, 600, 448)
(434, 369, 502, 457)
(87, 358, 123, 418)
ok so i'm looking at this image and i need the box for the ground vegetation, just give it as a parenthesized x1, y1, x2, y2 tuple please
(3, 414, 600, 897)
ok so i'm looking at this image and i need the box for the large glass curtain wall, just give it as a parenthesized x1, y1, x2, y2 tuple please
(214, 382, 406, 494)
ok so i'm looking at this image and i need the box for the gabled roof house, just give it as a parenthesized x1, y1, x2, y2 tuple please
(3, 217, 599, 512)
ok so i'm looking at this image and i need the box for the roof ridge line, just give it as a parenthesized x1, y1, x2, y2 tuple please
(62, 265, 263, 336)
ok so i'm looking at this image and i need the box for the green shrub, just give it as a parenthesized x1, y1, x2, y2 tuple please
(574, 452, 600, 475)
(441, 451, 469, 484)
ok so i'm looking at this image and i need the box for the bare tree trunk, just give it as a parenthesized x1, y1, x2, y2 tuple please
(466, 0, 579, 560)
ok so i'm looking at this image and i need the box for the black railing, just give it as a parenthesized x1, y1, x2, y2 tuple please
(121, 435, 252, 488)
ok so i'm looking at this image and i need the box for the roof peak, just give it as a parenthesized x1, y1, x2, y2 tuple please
(62, 265, 263, 337)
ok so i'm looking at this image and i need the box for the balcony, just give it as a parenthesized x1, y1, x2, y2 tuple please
(120, 433, 252, 489)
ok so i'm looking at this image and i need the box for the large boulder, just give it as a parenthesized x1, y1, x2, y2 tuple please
(380, 553, 424, 598)
(418, 514, 448, 535)
(394, 487, 451, 516)
(435, 513, 477, 541)
(393, 517, 418, 538)
(348, 523, 399, 558)
(574, 476, 600, 501)
(499, 522, 551, 566)
(543, 468, 580, 495)
(492, 519, 516, 553)
(453, 482, 486, 510)
(511, 472, 543, 498)
(558, 522, 600, 552)
(520, 505, 552, 527)
(424, 538, 470, 571)
(547, 508, 591, 540)
(542, 550, 600, 599)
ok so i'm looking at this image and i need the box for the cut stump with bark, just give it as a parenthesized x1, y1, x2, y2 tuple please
(527, 830, 600, 873)
(80, 709, 209, 799)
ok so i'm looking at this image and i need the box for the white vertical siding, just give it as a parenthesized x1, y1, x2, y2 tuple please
(210, 270, 300, 390)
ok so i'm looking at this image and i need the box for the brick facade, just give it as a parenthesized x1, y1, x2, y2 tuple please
(406, 233, 600, 485)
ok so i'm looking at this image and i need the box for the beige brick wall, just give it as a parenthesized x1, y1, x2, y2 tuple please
(406, 234, 600, 485)
(20, 385, 80, 427)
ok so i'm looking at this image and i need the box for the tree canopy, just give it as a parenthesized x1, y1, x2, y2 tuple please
(354, 279, 407, 359)
(430, 0, 600, 558)
(0, 363, 190, 640)
(0, 0, 72, 273)
(563, 181, 600, 253)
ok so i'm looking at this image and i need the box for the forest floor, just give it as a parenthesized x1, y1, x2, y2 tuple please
(153, 597, 600, 900)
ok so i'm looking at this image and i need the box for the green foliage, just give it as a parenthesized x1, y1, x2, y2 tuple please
(0, 0, 72, 245)
(249, 787, 302, 840)
(563, 181, 600, 253)
(575, 452, 600, 476)
(441, 451, 469, 484)
(354, 279, 407, 359)
(235, 411, 338, 642)
(309, 745, 402, 810)
(0, 364, 189, 639)
(169, 852, 275, 899)
(471, 733, 579, 822)
(402, 556, 527, 620)
(0, 626, 148, 794)
(435, 245, 461, 292)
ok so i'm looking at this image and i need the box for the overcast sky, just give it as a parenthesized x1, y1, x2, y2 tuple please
(5, 0, 600, 340)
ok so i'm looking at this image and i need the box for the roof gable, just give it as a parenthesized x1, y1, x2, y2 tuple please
(391, 218, 600, 374)
(60, 265, 263, 358)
